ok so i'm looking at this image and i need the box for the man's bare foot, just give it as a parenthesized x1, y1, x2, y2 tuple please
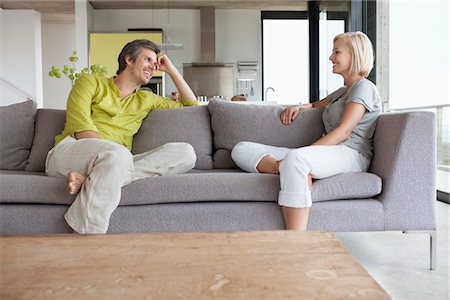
(67, 171, 87, 195)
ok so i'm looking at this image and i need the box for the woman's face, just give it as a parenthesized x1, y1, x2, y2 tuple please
(329, 38, 352, 76)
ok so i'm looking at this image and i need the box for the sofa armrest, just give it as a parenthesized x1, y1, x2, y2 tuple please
(370, 111, 436, 230)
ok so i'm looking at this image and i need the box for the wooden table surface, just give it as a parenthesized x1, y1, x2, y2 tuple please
(1, 231, 390, 299)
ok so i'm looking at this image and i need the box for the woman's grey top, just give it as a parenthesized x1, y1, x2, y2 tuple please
(323, 78, 381, 160)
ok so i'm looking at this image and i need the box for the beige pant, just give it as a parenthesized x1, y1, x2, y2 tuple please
(45, 136, 196, 234)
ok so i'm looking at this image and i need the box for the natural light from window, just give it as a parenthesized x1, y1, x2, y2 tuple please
(319, 14, 345, 99)
(390, 0, 449, 193)
(389, 0, 449, 110)
(263, 19, 309, 105)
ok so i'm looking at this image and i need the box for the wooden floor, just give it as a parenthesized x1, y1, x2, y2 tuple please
(1, 231, 390, 299)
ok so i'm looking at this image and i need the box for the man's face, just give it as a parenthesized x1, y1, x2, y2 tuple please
(127, 48, 158, 85)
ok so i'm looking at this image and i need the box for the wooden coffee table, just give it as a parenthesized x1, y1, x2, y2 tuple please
(1, 231, 389, 299)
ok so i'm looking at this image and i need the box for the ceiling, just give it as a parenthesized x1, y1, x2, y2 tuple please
(0, 0, 309, 14)
(0, 1, 73, 15)
(0, 1, 347, 23)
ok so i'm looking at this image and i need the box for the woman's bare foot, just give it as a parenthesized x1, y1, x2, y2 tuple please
(257, 156, 281, 174)
(308, 174, 313, 190)
(67, 171, 87, 195)
(257, 156, 313, 189)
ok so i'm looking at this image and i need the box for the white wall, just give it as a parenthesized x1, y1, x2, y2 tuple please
(0, 9, 43, 107)
(93, 9, 263, 100)
(93, 9, 201, 98)
(75, 0, 94, 71)
(41, 23, 76, 109)
(38, 0, 91, 109)
(39, 8, 263, 103)
(216, 9, 262, 101)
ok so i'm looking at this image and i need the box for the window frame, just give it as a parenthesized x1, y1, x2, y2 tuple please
(261, 1, 375, 102)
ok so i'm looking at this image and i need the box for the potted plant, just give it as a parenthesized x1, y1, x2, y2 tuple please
(48, 51, 107, 85)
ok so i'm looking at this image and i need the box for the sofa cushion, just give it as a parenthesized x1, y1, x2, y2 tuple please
(25, 109, 66, 172)
(311, 172, 382, 202)
(0, 172, 76, 205)
(0, 100, 37, 170)
(207, 100, 325, 168)
(132, 105, 214, 170)
(0, 171, 381, 206)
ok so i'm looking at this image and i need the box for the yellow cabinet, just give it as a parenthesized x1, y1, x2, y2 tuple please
(89, 32, 163, 78)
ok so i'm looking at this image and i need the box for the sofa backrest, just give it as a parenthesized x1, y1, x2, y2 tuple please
(207, 100, 325, 168)
(22, 101, 326, 172)
(25, 109, 66, 172)
(132, 105, 214, 170)
(0, 100, 37, 171)
(25, 106, 215, 172)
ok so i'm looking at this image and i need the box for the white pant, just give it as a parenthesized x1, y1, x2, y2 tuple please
(231, 141, 370, 208)
(45, 136, 196, 234)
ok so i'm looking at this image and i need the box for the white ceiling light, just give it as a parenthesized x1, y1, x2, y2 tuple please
(158, 0, 184, 50)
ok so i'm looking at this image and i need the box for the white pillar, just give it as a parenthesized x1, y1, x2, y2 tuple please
(376, 0, 389, 112)
(75, 0, 94, 69)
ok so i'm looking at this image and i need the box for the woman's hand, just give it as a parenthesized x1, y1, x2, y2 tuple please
(280, 105, 301, 125)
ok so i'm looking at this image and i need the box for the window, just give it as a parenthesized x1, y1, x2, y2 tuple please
(262, 12, 309, 105)
(318, 11, 345, 99)
(389, 1, 449, 109)
(389, 0, 449, 195)
(262, 4, 350, 105)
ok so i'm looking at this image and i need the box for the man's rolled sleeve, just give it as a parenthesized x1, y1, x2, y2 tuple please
(153, 94, 198, 109)
(180, 99, 199, 106)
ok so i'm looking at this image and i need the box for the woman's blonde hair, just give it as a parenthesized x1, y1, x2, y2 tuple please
(334, 31, 374, 77)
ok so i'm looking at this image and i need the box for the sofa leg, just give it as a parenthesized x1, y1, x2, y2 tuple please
(403, 230, 436, 270)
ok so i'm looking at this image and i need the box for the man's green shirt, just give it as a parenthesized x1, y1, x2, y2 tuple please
(55, 74, 198, 150)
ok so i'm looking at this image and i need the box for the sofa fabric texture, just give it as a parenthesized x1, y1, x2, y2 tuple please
(370, 112, 437, 230)
(0, 100, 436, 235)
(0, 100, 37, 170)
(25, 109, 66, 172)
(132, 106, 214, 170)
(0, 170, 381, 206)
(207, 100, 325, 168)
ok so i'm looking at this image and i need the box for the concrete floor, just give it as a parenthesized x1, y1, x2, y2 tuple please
(335, 201, 449, 300)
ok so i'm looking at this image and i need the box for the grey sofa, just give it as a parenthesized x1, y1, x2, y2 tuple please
(0, 99, 437, 269)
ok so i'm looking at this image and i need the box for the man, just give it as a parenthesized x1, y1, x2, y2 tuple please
(45, 39, 198, 234)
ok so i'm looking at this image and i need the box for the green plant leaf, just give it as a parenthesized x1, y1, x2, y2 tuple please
(48, 50, 108, 85)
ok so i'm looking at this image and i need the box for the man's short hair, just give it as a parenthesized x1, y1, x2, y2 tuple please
(334, 31, 374, 78)
(116, 39, 161, 75)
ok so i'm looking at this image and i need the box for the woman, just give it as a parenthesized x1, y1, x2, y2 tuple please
(231, 31, 381, 231)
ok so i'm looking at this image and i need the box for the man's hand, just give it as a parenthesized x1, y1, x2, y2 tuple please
(157, 53, 176, 74)
(280, 105, 301, 125)
(74, 130, 100, 139)
(157, 53, 197, 101)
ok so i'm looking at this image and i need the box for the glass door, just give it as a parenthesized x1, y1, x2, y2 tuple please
(318, 9, 346, 99)
(262, 11, 309, 105)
